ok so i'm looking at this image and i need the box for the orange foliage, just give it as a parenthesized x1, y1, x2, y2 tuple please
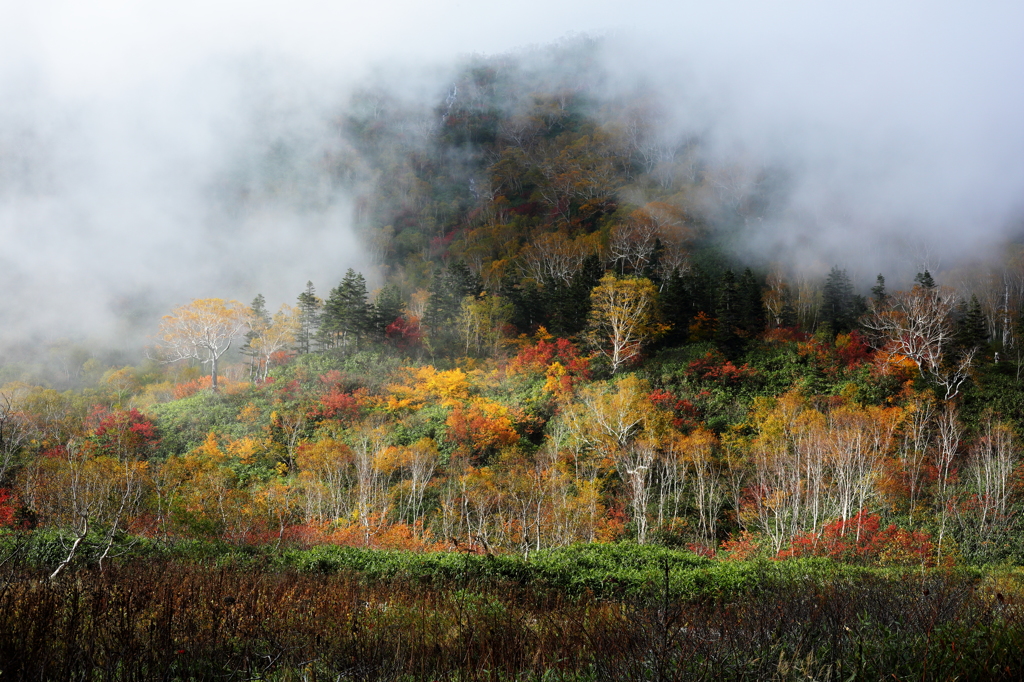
(688, 312, 716, 342)
(446, 398, 521, 460)
(719, 531, 762, 561)
(872, 347, 921, 382)
(173, 375, 248, 399)
(173, 376, 213, 399)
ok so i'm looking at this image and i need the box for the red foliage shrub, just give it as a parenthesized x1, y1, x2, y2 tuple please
(507, 337, 591, 379)
(686, 350, 757, 386)
(0, 489, 16, 528)
(835, 331, 872, 368)
(762, 327, 810, 344)
(93, 408, 160, 459)
(386, 315, 423, 349)
(309, 388, 368, 422)
(779, 510, 934, 566)
(648, 389, 699, 430)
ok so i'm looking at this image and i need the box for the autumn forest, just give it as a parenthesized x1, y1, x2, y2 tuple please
(3, 37, 1024, 679)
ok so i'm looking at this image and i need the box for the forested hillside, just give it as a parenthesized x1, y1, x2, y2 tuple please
(4, 40, 1024, 568)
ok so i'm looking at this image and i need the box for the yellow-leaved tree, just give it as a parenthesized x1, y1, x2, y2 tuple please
(586, 274, 667, 373)
(156, 298, 248, 391)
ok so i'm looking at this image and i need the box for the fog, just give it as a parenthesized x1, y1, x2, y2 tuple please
(2, 0, 1023, 355)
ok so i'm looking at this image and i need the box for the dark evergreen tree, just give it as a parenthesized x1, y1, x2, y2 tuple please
(319, 269, 372, 351)
(659, 269, 690, 346)
(295, 281, 322, 355)
(372, 284, 404, 339)
(779, 297, 798, 329)
(540, 254, 602, 337)
(501, 271, 543, 334)
(955, 294, 988, 351)
(684, 265, 717, 320)
(821, 266, 858, 334)
(715, 269, 744, 357)
(659, 263, 715, 346)
(737, 268, 766, 336)
(645, 238, 665, 283)
(914, 270, 936, 289)
(871, 274, 887, 306)
(423, 261, 481, 351)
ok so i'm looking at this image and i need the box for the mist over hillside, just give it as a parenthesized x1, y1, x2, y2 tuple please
(1, 1, 1022, 363)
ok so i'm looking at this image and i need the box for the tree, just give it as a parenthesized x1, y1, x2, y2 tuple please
(955, 295, 988, 352)
(518, 231, 600, 287)
(563, 375, 671, 543)
(372, 284, 405, 339)
(424, 262, 481, 351)
(242, 294, 271, 378)
(871, 274, 887, 307)
(459, 292, 513, 357)
(763, 266, 794, 329)
(295, 282, 322, 355)
(0, 388, 29, 485)
(864, 279, 974, 400)
(247, 304, 300, 381)
(21, 438, 148, 579)
(319, 269, 372, 351)
(586, 274, 666, 374)
(737, 268, 766, 336)
(821, 266, 861, 334)
(156, 298, 248, 391)
(539, 254, 603, 337)
(914, 270, 936, 289)
(714, 270, 744, 357)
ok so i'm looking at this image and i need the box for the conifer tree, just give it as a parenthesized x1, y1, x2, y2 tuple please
(871, 274, 887, 307)
(914, 270, 936, 289)
(955, 295, 988, 351)
(295, 281, 322, 355)
(372, 284, 404, 339)
(715, 269, 744, 357)
(319, 269, 372, 351)
(737, 268, 766, 336)
(242, 294, 271, 378)
(820, 266, 864, 334)
(424, 262, 481, 351)
(540, 254, 603, 336)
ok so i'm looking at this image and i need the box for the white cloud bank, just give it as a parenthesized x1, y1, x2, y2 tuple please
(1, 0, 1022, 347)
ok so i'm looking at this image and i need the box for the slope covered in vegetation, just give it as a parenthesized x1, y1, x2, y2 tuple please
(3, 40, 1024, 575)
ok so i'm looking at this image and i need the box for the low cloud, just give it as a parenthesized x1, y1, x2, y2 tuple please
(1, 0, 1022, 352)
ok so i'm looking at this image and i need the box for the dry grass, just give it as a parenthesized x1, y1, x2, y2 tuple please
(0, 559, 1021, 680)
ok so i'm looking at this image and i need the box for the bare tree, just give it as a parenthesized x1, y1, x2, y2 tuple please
(0, 389, 29, 484)
(518, 231, 599, 286)
(958, 414, 1018, 557)
(864, 283, 975, 400)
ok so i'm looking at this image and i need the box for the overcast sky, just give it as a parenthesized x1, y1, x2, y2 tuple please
(2, 0, 1023, 348)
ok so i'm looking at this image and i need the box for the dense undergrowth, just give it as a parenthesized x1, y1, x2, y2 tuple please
(1, 536, 1022, 680)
